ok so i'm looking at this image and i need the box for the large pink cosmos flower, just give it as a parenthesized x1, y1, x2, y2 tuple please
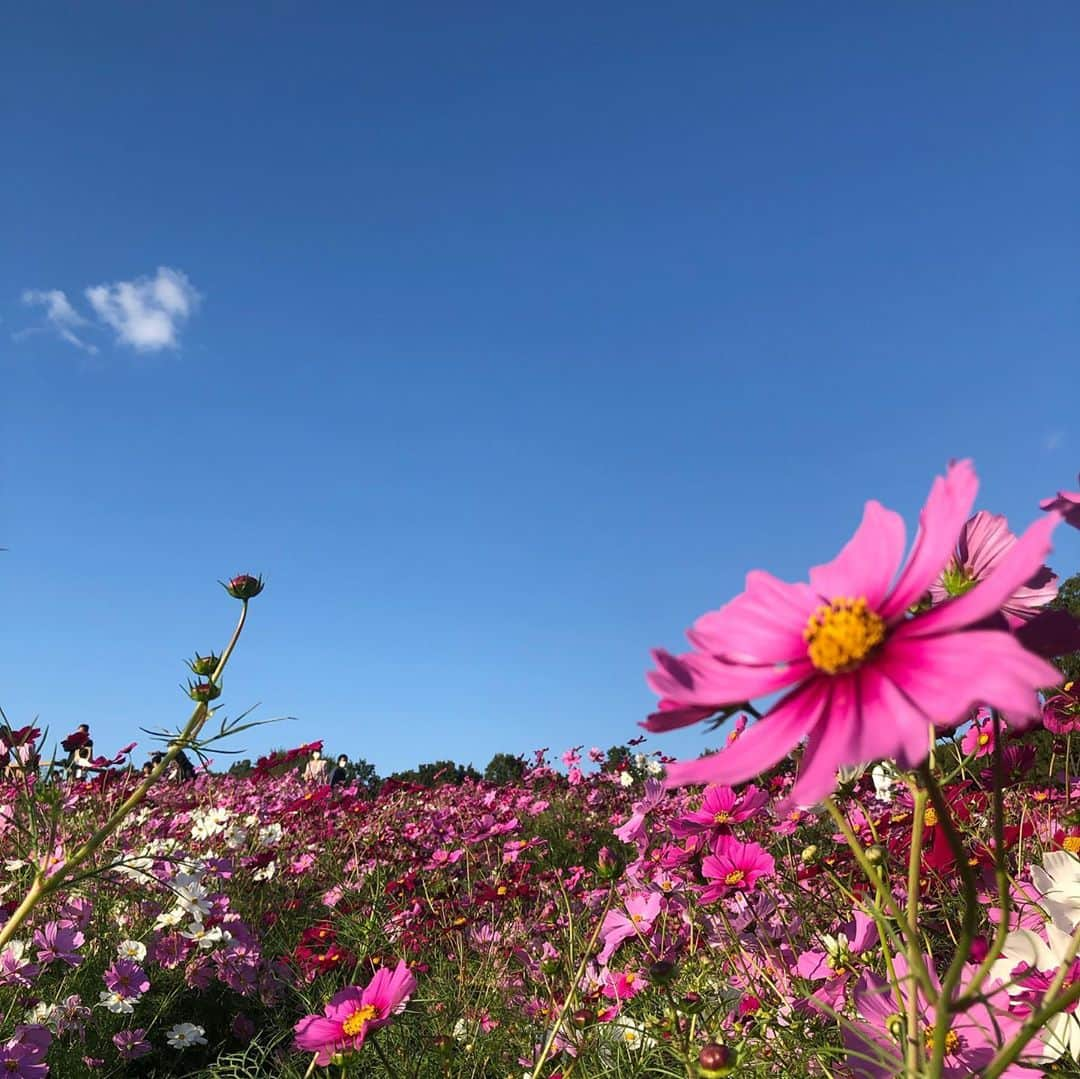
(294, 959, 416, 1065)
(700, 835, 775, 901)
(1042, 474, 1080, 530)
(645, 461, 1061, 806)
(929, 510, 1057, 625)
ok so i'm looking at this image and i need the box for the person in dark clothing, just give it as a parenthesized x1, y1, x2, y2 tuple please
(166, 741, 196, 783)
(62, 724, 94, 780)
(329, 754, 350, 787)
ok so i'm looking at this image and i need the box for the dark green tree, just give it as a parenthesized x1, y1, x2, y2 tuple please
(483, 752, 527, 785)
(389, 760, 481, 787)
(1050, 570, 1080, 684)
(331, 755, 381, 795)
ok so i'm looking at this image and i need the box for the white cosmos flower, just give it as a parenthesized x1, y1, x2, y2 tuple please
(1031, 851, 1080, 930)
(117, 939, 147, 962)
(991, 920, 1080, 1062)
(98, 991, 135, 1015)
(167, 1022, 207, 1048)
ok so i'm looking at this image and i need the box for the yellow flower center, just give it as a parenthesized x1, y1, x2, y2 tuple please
(1064, 836, 1080, 855)
(496, 885, 507, 896)
(342, 1004, 378, 1036)
(923, 807, 939, 828)
(724, 869, 745, 886)
(713, 811, 731, 824)
(978, 733, 990, 746)
(803, 597, 886, 674)
(631, 913, 643, 923)
(923, 1028, 961, 1055)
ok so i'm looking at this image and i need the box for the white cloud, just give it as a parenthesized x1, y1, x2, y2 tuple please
(85, 267, 200, 352)
(19, 288, 98, 353)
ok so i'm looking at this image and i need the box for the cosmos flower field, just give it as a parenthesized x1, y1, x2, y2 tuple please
(3, 465, 1080, 1078)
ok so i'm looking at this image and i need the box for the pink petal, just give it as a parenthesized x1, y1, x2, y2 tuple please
(808, 501, 907, 610)
(957, 511, 1015, 579)
(294, 1016, 342, 1058)
(880, 460, 978, 621)
(689, 570, 817, 664)
(881, 631, 1058, 729)
(663, 678, 828, 788)
(646, 648, 809, 709)
(899, 513, 1058, 636)
(641, 699, 722, 733)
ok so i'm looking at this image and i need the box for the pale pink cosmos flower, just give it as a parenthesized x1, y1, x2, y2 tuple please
(33, 921, 84, 966)
(294, 959, 416, 1066)
(596, 892, 662, 966)
(645, 461, 1061, 806)
(929, 510, 1057, 625)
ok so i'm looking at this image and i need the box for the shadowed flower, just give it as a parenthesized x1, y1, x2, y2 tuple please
(1042, 475, 1080, 530)
(929, 510, 1057, 625)
(294, 959, 416, 1065)
(645, 461, 1061, 806)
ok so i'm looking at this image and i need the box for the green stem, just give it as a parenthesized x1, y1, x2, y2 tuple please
(0, 600, 249, 951)
(530, 884, 616, 1079)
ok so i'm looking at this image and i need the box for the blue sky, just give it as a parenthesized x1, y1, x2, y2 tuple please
(2, 3, 1078, 775)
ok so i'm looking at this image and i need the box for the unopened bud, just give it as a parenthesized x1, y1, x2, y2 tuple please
(680, 991, 705, 1015)
(187, 681, 221, 703)
(596, 846, 624, 882)
(698, 1042, 737, 1077)
(648, 959, 677, 986)
(865, 844, 886, 866)
(187, 653, 220, 677)
(570, 1007, 594, 1028)
(223, 574, 264, 601)
(800, 844, 819, 864)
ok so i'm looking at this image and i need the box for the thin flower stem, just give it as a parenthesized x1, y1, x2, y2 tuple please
(530, 883, 616, 1079)
(981, 917, 1080, 1079)
(0, 599, 250, 951)
(919, 763, 978, 1079)
(368, 1032, 401, 1079)
(904, 782, 929, 1077)
(953, 712, 1010, 1009)
(823, 797, 934, 998)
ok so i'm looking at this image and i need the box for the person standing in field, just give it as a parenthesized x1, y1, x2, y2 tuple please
(303, 748, 329, 783)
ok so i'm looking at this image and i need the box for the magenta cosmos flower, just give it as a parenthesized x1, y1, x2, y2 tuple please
(929, 510, 1057, 625)
(645, 461, 1061, 806)
(1042, 474, 1080, 529)
(294, 959, 416, 1065)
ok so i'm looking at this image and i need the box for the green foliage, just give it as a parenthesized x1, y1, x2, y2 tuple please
(1051, 570, 1080, 684)
(483, 751, 527, 785)
(387, 759, 481, 787)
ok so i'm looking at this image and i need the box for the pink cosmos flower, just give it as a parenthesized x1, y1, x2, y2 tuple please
(929, 510, 1057, 625)
(1044, 682, 1080, 736)
(103, 960, 150, 998)
(613, 779, 666, 847)
(645, 461, 1061, 806)
(795, 909, 876, 1010)
(844, 957, 1035, 1079)
(669, 783, 768, 838)
(0, 1026, 51, 1079)
(700, 835, 775, 902)
(1042, 474, 1080, 530)
(960, 713, 997, 758)
(294, 959, 416, 1065)
(33, 921, 84, 966)
(596, 893, 662, 966)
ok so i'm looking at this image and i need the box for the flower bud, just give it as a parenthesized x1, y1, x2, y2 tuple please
(187, 654, 220, 677)
(432, 1035, 455, 1057)
(697, 1042, 737, 1077)
(648, 959, 677, 986)
(800, 844, 819, 864)
(188, 681, 221, 703)
(223, 574, 264, 601)
(679, 991, 705, 1015)
(596, 846, 624, 882)
(865, 844, 886, 865)
(570, 1007, 594, 1028)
